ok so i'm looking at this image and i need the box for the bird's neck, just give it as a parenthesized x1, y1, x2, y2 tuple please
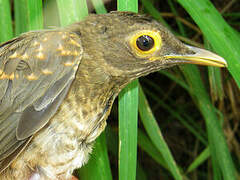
(63, 58, 122, 143)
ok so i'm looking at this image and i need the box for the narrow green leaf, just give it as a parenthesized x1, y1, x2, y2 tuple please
(142, 86, 207, 145)
(139, 86, 182, 180)
(187, 147, 210, 173)
(136, 162, 148, 180)
(180, 64, 236, 180)
(175, 1, 237, 177)
(91, 0, 107, 14)
(138, 130, 167, 169)
(14, 0, 43, 35)
(0, 0, 13, 42)
(204, 40, 224, 101)
(159, 70, 190, 92)
(56, 0, 88, 26)
(167, 0, 186, 36)
(117, 0, 138, 13)
(140, 0, 172, 31)
(118, 80, 139, 180)
(117, 1, 138, 180)
(208, 66, 224, 101)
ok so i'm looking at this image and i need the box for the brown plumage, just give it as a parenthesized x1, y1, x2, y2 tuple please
(0, 12, 226, 179)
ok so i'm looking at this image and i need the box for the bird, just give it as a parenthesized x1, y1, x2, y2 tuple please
(0, 11, 227, 180)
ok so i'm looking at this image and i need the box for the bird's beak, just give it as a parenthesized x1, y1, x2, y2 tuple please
(158, 45, 227, 67)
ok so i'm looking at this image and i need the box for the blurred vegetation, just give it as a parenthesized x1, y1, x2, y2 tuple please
(0, 0, 239, 179)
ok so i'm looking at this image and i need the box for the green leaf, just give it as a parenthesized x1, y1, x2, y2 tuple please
(138, 130, 167, 169)
(187, 147, 210, 173)
(118, 80, 139, 180)
(180, 64, 236, 180)
(0, 0, 13, 42)
(204, 40, 224, 102)
(91, 0, 107, 14)
(56, 0, 88, 26)
(117, 0, 138, 13)
(117, 1, 139, 180)
(14, 0, 43, 35)
(139, 86, 182, 180)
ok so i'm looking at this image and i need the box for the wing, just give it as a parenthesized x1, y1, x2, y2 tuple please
(0, 29, 83, 172)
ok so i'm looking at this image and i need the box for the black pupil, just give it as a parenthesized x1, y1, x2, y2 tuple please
(136, 35, 154, 51)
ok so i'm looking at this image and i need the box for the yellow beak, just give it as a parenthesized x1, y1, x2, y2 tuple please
(163, 45, 227, 67)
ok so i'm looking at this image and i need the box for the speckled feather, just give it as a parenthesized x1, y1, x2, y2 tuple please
(0, 12, 210, 179)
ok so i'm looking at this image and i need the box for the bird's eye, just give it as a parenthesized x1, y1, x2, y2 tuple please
(136, 35, 154, 51)
(129, 30, 162, 58)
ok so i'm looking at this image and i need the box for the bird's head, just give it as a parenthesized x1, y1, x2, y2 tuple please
(69, 11, 227, 85)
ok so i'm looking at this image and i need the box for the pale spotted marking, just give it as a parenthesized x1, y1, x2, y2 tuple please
(69, 39, 81, 47)
(9, 52, 19, 59)
(36, 44, 44, 52)
(9, 73, 14, 80)
(69, 34, 76, 37)
(41, 69, 53, 75)
(36, 52, 46, 60)
(61, 34, 67, 39)
(20, 53, 29, 60)
(60, 49, 81, 57)
(0, 72, 15, 80)
(33, 41, 40, 46)
(72, 50, 80, 56)
(57, 44, 64, 51)
(60, 50, 72, 56)
(42, 37, 48, 42)
(63, 62, 75, 66)
(26, 73, 38, 80)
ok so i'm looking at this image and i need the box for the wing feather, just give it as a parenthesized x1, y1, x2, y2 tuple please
(0, 29, 82, 171)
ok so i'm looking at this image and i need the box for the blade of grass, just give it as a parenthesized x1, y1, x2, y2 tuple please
(171, 1, 237, 177)
(208, 67, 224, 101)
(180, 64, 236, 180)
(118, 80, 139, 180)
(167, 0, 186, 37)
(91, 0, 107, 14)
(204, 39, 224, 101)
(136, 162, 148, 180)
(106, 127, 148, 180)
(139, 86, 182, 180)
(140, 0, 172, 31)
(158, 70, 190, 92)
(139, 129, 190, 180)
(0, 0, 13, 42)
(56, 0, 88, 26)
(138, 129, 167, 169)
(14, 0, 43, 35)
(117, 1, 138, 180)
(187, 147, 210, 173)
(142, 86, 207, 145)
(118, 0, 138, 12)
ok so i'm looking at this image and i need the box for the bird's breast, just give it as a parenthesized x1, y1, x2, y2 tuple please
(9, 93, 109, 179)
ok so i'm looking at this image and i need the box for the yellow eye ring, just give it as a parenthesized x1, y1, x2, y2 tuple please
(129, 30, 162, 58)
